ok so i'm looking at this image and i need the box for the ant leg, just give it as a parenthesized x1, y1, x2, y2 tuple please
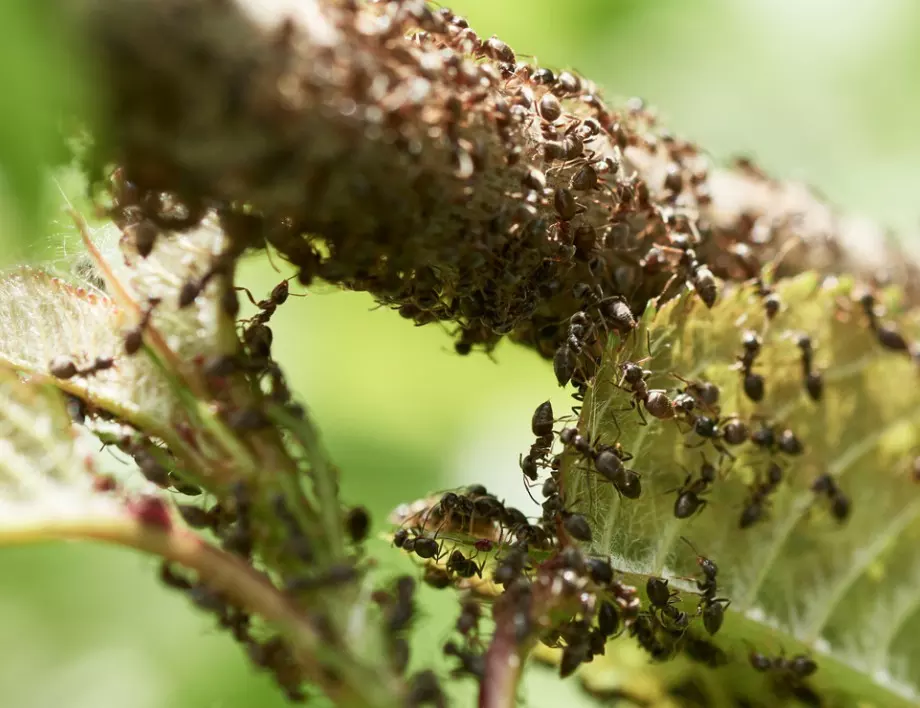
(234, 286, 259, 307)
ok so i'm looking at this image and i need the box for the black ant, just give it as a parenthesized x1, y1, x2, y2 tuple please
(810, 473, 851, 523)
(795, 333, 823, 402)
(646, 576, 680, 612)
(857, 289, 911, 354)
(739, 462, 784, 529)
(560, 427, 641, 499)
(671, 373, 721, 414)
(684, 415, 736, 461)
(681, 537, 730, 635)
(668, 455, 717, 519)
(572, 282, 636, 338)
(655, 239, 719, 309)
(446, 549, 486, 579)
(735, 330, 765, 402)
(616, 359, 679, 425)
(553, 311, 592, 387)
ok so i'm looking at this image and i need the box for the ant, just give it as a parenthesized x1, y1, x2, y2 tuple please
(446, 549, 486, 579)
(553, 312, 592, 387)
(572, 282, 636, 338)
(739, 462, 784, 528)
(810, 473, 851, 523)
(49, 355, 115, 380)
(671, 373, 721, 415)
(795, 333, 823, 402)
(681, 537, 730, 635)
(735, 330, 765, 402)
(616, 359, 678, 425)
(646, 576, 680, 613)
(520, 400, 555, 490)
(684, 415, 737, 461)
(560, 427, 641, 499)
(236, 277, 305, 327)
(668, 455, 717, 519)
(654, 238, 719, 309)
(124, 298, 162, 355)
(857, 289, 911, 354)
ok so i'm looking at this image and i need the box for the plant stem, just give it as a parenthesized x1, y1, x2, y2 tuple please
(479, 604, 530, 708)
(0, 513, 400, 708)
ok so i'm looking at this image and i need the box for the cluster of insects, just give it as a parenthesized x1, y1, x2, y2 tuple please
(72, 3, 920, 706)
(158, 561, 311, 702)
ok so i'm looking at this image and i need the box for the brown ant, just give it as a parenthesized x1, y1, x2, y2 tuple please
(236, 277, 305, 327)
(124, 298, 162, 355)
(49, 355, 115, 380)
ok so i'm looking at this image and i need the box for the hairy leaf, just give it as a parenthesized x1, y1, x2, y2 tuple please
(0, 368, 126, 536)
(565, 272, 920, 706)
(0, 216, 236, 427)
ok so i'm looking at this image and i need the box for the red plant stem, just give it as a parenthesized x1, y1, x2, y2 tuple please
(479, 603, 529, 708)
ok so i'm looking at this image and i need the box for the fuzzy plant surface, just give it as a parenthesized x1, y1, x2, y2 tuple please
(0, 1, 918, 708)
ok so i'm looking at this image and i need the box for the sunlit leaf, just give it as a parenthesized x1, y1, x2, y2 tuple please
(0, 368, 127, 540)
(565, 272, 920, 706)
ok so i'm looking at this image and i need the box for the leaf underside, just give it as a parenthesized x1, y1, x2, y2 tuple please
(564, 272, 920, 706)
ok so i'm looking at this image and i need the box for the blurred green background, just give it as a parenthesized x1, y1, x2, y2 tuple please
(1, 1, 920, 706)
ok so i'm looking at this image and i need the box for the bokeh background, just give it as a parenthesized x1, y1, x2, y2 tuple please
(1, 1, 919, 706)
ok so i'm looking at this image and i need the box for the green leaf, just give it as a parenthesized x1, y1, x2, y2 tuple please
(565, 272, 920, 706)
(0, 3, 83, 261)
